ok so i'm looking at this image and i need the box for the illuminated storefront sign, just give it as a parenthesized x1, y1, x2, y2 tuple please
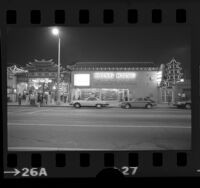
(29, 72, 57, 78)
(29, 78, 53, 83)
(116, 72, 136, 79)
(93, 72, 137, 80)
(156, 71, 163, 85)
(74, 74, 90, 86)
(94, 72, 114, 79)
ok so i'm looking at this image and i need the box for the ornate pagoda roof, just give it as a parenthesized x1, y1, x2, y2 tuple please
(25, 59, 71, 73)
(26, 59, 58, 71)
(68, 61, 160, 71)
(7, 65, 28, 74)
(166, 58, 181, 66)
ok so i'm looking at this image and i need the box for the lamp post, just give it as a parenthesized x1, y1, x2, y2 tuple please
(52, 28, 61, 105)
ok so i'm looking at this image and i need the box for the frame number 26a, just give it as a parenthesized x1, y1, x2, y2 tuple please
(21, 168, 47, 177)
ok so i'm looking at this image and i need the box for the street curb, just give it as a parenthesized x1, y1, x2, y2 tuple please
(7, 105, 72, 107)
(7, 105, 178, 109)
(7, 105, 116, 108)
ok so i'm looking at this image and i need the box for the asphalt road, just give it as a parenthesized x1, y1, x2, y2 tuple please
(7, 106, 191, 151)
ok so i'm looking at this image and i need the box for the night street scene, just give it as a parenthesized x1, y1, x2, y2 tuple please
(6, 26, 191, 151)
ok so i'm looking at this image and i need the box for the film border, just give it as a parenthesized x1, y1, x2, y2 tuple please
(0, 0, 199, 178)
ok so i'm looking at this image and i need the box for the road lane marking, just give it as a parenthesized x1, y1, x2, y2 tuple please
(8, 109, 54, 114)
(8, 123, 191, 129)
(8, 109, 36, 113)
(8, 147, 167, 151)
(26, 109, 53, 114)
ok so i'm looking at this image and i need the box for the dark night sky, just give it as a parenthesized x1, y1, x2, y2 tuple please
(7, 26, 191, 78)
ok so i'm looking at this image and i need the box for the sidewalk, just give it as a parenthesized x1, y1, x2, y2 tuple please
(7, 102, 119, 107)
(7, 101, 175, 108)
(7, 101, 71, 107)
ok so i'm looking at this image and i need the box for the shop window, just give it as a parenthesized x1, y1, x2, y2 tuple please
(101, 89, 118, 101)
(80, 89, 100, 100)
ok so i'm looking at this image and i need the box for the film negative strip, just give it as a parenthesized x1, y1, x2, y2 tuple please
(1, 0, 200, 179)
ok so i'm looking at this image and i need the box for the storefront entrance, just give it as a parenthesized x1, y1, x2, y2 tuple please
(72, 88, 129, 101)
(161, 88, 173, 103)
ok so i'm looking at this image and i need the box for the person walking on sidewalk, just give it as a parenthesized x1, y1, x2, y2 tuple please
(44, 93, 48, 105)
(18, 93, 22, 106)
(167, 95, 171, 106)
(30, 93, 35, 105)
(64, 92, 67, 103)
(37, 93, 42, 107)
(25, 93, 29, 105)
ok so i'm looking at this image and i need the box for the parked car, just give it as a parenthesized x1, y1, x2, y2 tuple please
(70, 97, 109, 108)
(120, 97, 157, 109)
(173, 100, 191, 109)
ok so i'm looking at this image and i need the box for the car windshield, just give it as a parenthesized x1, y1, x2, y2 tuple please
(136, 98, 144, 101)
(87, 97, 97, 101)
(144, 98, 154, 102)
(131, 99, 136, 101)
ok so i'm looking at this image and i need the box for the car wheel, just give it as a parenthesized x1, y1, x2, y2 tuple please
(185, 103, 191, 109)
(125, 104, 131, 109)
(96, 104, 102, 108)
(74, 103, 81, 108)
(146, 104, 152, 109)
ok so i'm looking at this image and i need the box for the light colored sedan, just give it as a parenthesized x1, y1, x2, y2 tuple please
(120, 98, 157, 109)
(70, 97, 109, 108)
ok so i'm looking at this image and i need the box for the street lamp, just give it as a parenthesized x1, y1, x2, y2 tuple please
(52, 28, 61, 105)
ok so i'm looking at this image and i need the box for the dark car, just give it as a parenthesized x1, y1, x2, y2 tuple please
(120, 97, 157, 109)
(173, 100, 191, 109)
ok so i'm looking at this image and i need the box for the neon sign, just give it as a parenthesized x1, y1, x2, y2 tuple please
(116, 72, 136, 79)
(30, 78, 52, 83)
(93, 72, 136, 80)
(93, 72, 114, 79)
(156, 71, 163, 85)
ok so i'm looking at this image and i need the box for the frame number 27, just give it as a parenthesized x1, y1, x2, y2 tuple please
(115, 166, 138, 176)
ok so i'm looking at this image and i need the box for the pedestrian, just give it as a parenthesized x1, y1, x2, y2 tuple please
(22, 93, 25, 100)
(37, 93, 40, 103)
(30, 93, 35, 105)
(51, 92, 55, 104)
(44, 94, 48, 105)
(41, 93, 43, 104)
(25, 93, 29, 105)
(167, 96, 171, 105)
(40, 94, 43, 106)
(63, 93, 67, 103)
(46, 93, 50, 104)
(37, 93, 40, 107)
(18, 93, 22, 106)
(37, 93, 42, 106)
(36, 93, 40, 107)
